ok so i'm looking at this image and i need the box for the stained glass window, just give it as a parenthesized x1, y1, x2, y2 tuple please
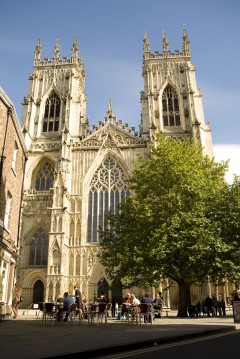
(87, 157, 130, 243)
(29, 228, 48, 266)
(35, 162, 54, 191)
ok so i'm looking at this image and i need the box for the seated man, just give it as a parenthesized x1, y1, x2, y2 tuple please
(57, 292, 74, 322)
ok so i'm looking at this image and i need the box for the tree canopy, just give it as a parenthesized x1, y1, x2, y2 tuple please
(98, 134, 239, 316)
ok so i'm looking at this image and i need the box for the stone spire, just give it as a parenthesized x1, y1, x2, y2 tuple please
(182, 25, 191, 57)
(106, 99, 115, 119)
(72, 36, 79, 62)
(34, 39, 41, 61)
(54, 39, 60, 58)
(143, 32, 150, 53)
(162, 32, 169, 56)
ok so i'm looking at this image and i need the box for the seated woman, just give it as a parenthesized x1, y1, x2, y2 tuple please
(131, 294, 140, 305)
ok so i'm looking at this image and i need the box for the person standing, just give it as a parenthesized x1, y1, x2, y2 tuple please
(12, 283, 22, 319)
(73, 285, 82, 309)
(204, 295, 213, 317)
(212, 296, 218, 316)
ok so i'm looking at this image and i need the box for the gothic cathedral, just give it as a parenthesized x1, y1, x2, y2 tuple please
(18, 29, 215, 308)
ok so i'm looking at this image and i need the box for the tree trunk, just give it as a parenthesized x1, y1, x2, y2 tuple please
(177, 282, 191, 317)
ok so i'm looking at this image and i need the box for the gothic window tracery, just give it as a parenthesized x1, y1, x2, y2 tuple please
(29, 228, 48, 266)
(162, 86, 181, 126)
(87, 157, 130, 243)
(43, 92, 60, 133)
(35, 161, 54, 191)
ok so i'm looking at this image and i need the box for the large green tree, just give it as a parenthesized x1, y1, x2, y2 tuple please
(99, 134, 231, 316)
(213, 176, 240, 286)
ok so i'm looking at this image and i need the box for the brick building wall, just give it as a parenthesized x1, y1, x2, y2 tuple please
(0, 87, 27, 316)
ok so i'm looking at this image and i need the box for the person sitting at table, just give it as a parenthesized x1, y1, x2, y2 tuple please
(120, 293, 132, 319)
(131, 294, 140, 305)
(123, 293, 131, 304)
(141, 292, 153, 322)
(141, 292, 153, 305)
(98, 291, 108, 303)
(57, 292, 74, 322)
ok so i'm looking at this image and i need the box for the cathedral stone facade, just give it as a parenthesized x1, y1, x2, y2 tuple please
(19, 29, 230, 308)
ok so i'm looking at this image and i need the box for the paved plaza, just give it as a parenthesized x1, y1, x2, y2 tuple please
(0, 309, 238, 358)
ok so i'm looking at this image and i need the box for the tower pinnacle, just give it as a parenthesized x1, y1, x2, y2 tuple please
(162, 32, 169, 56)
(182, 25, 191, 57)
(54, 39, 60, 58)
(106, 98, 115, 118)
(143, 32, 150, 53)
(34, 39, 41, 61)
(72, 36, 79, 62)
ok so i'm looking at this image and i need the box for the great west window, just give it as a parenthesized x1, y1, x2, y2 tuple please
(87, 157, 130, 243)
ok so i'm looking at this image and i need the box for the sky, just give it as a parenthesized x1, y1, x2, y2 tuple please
(0, 0, 239, 182)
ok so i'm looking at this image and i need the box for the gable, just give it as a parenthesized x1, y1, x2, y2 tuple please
(72, 123, 146, 151)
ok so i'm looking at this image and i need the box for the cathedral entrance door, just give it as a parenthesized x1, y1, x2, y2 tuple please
(97, 278, 109, 299)
(111, 279, 123, 305)
(33, 280, 44, 304)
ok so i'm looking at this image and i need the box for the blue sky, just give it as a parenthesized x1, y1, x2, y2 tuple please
(0, 0, 239, 180)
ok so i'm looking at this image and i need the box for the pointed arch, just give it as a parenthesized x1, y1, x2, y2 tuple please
(97, 278, 109, 298)
(162, 84, 181, 127)
(32, 158, 55, 191)
(33, 280, 44, 303)
(42, 90, 61, 133)
(85, 154, 130, 243)
(29, 227, 49, 266)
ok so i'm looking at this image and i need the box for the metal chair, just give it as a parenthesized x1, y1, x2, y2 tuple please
(97, 303, 108, 325)
(69, 303, 82, 324)
(36, 302, 44, 321)
(139, 303, 153, 325)
(121, 303, 132, 322)
(42, 302, 57, 326)
(85, 304, 98, 324)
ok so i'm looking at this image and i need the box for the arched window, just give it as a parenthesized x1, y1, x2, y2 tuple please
(87, 157, 130, 243)
(35, 161, 54, 191)
(29, 228, 48, 266)
(162, 86, 181, 126)
(43, 92, 60, 133)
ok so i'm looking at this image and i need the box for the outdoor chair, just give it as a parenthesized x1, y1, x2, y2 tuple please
(97, 303, 108, 325)
(36, 302, 44, 321)
(121, 303, 132, 323)
(139, 303, 153, 325)
(86, 304, 98, 324)
(42, 302, 57, 326)
(69, 303, 82, 324)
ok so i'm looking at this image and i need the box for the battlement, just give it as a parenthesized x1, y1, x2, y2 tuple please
(145, 50, 190, 60)
(34, 56, 83, 67)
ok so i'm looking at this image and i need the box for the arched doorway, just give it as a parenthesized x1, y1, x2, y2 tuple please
(32, 280, 44, 303)
(111, 279, 123, 305)
(97, 278, 109, 299)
